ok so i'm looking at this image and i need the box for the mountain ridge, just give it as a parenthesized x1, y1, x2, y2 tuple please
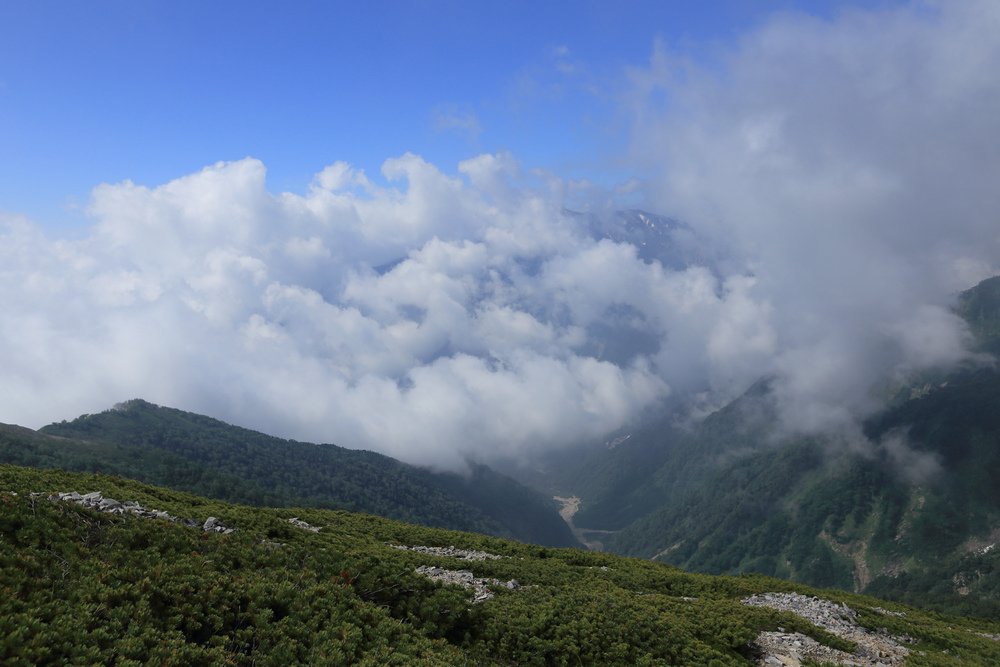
(0, 399, 578, 547)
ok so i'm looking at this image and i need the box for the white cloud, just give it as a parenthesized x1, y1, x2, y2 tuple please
(628, 0, 1000, 440)
(3, 2, 999, 471)
(880, 429, 943, 484)
(0, 154, 684, 469)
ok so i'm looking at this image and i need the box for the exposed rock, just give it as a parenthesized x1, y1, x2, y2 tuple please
(390, 544, 502, 561)
(414, 565, 519, 603)
(98, 498, 122, 512)
(203, 517, 235, 534)
(961, 527, 1000, 556)
(743, 592, 909, 666)
(754, 631, 858, 666)
(48, 490, 235, 534)
(818, 530, 872, 591)
(287, 517, 321, 532)
(871, 607, 906, 618)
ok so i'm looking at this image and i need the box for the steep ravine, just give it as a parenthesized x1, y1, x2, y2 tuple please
(554, 495, 618, 551)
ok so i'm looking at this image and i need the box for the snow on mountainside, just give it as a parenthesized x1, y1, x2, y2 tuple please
(574, 208, 720, 272)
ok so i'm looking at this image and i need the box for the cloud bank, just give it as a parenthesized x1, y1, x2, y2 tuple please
(630, 0, 1000, 438)
(2, 156, 693, 469)
(3, 1, 999, 469)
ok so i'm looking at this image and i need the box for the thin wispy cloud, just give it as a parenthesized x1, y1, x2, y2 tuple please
(432, 105, 483, 144)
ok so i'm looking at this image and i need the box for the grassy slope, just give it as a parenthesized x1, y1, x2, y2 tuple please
(3, 465, 1000, 665)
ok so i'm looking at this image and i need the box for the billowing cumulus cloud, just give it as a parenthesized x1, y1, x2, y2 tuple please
(1, 156, 691, 470)
(3, 1, 999, 470)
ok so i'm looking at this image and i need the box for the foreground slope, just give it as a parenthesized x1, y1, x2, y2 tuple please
(0, 400, 576, 547)
(3, 465, 999, 665)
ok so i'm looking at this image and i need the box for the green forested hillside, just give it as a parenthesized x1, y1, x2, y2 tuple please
(566, 378, 779, 532)
(0, 400, 576, 547)
(3, 465, 999, 665)
(956, 275, 1000, 353)
(567, 366, 1000, 619)
(549, 276, 1000, 619)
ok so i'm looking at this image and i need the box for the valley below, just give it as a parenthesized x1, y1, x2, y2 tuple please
(491, 275, 1000, 626)
(553, 495, 618, 551)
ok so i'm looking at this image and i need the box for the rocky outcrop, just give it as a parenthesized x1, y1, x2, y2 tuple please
(202, 516, 235, 534)
(414, 565, 519, 603)
(287, 517, 321, 532)
(397, 544, 515, 602)
(47, 491, 235, 533)
(754, 631, 858, 666)
(743, 592, 910, 666)
(390, 544, 502, 561)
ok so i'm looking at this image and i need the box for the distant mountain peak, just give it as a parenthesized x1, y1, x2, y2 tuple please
(563, 207, 722, 274)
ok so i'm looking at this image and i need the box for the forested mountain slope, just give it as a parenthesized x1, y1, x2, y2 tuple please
(3, 465, 999, 665)
(0, 400, 576, 547)
(553, 276, 1000, 619)
(957, 275, 1000, 354)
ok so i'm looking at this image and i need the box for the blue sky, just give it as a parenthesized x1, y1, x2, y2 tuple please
(1, 0, 893, 229)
